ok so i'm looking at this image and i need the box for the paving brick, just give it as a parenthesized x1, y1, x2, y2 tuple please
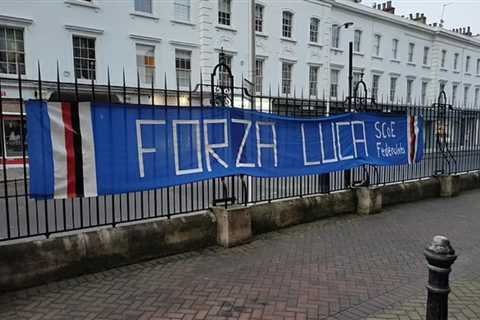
(2, 191, 480, 319)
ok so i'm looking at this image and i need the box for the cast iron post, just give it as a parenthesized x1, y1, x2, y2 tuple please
(344, 41, 353, 188)
(424, 235, 457, 320)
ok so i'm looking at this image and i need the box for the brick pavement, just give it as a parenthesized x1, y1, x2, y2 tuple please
(1, 190, 480, 320)
(367, 278, 480, 320)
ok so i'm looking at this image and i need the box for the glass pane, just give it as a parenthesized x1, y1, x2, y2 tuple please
(15, 30, 23, 40)
(6, 29, 14, 40)
(7, 52, 16, 63)
(0, 63, 7, 73)
(4, 119, 25, 157)
(88, 38, 95, 49)
(135, 0, 152, 13)
(16, 40, 24, 52)
(18, 63, 25, 75)
(7, 63, 16, 74)
(7, 41, 15, 51)
(17, 53, 24, 64)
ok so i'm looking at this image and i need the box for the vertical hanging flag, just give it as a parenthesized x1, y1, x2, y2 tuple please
(45, 102, 97, 198)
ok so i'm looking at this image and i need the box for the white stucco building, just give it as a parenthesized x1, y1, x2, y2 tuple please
(1, 0, 480, 162)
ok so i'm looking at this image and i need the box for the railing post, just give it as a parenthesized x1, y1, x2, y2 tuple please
(424, 235, 457, 320)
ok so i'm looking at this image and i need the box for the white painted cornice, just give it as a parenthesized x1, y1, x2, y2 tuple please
(0, 14, 33, 26)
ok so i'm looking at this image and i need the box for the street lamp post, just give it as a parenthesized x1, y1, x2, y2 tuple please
(337, 22, 354, 187)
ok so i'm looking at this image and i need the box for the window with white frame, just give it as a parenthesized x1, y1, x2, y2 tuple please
(353, 72, 362, 95)
(372, 74, 380, 100)
(421, 81, 428, 105)
(331, 25, 340, 48)
(175, 49, 191, 88)
(464, 86, 470, 106)
(452, 84, 458, 105)
(477, 59, 480, 75)
(466, 56, 471, 73)
(392, 39, 399, 60)
(441, 50, 447, 68)
(406, 79, 414, 104)
(309, 66, 319, 96)
(135, 0, 152, 13)
(475, 88, 479, 108)
(310, 18, 319, 43)
(136, 44, 155, 84)
(2, 117, 26, 158)
(408, 43, 415, 63)
(218, 0, 231, 26)
(0, 26, 25, 75)
(423, 47, 429, 65)
(255, 58, 263, 93)
(282, 11, 293, 38)
(439, 81, 446, 95)
(255, 4, 264, 33)
(281, 62, 293, 94)
(330, 69, 339, 98)
(354, 30, 362, 52)
(389, 77, 397, 102)
(73, 35, 96, 80)
(373, 34, 381, 57)
(454, 53, 459, 70)
(174, 0, 191, 21)
(219, 52, 232, 87)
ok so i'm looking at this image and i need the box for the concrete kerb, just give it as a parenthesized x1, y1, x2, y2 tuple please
(1, 172, 479, 292)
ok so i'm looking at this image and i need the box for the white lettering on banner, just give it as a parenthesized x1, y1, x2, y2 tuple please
(172, 120, 203, 176)
(231, 119, 255, 168)
(301, 124, 321, 166)
(136, 119, 166, 178)
(336, 122, 354, 161)
(351, 121, 369, 158)
(376, 142, 406, 158)
(319, 123, 338, 164)
(204, 119, 229, 172)
(375, 121, 397, 139)
(256, 122, 278, 167)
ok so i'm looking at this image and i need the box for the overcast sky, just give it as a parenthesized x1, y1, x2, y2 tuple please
(361, 0, 480, 35)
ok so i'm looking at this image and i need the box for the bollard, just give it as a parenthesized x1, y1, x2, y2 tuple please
(424, 235, 457, 320)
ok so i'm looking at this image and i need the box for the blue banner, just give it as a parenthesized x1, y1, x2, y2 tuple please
(26, 101, 424, 199)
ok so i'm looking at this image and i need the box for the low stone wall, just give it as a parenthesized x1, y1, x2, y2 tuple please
(1, 172, 479, 292)
(250, 191, 355, 235)
(0, 214, 216, 293)
(382, 179, 440, 206)
(459, 172, 480, 191)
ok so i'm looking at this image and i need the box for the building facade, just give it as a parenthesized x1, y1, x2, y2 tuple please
(1, 0, 480, 163)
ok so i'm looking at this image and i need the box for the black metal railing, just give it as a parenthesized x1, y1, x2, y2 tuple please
(0, 64, 479, 242)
